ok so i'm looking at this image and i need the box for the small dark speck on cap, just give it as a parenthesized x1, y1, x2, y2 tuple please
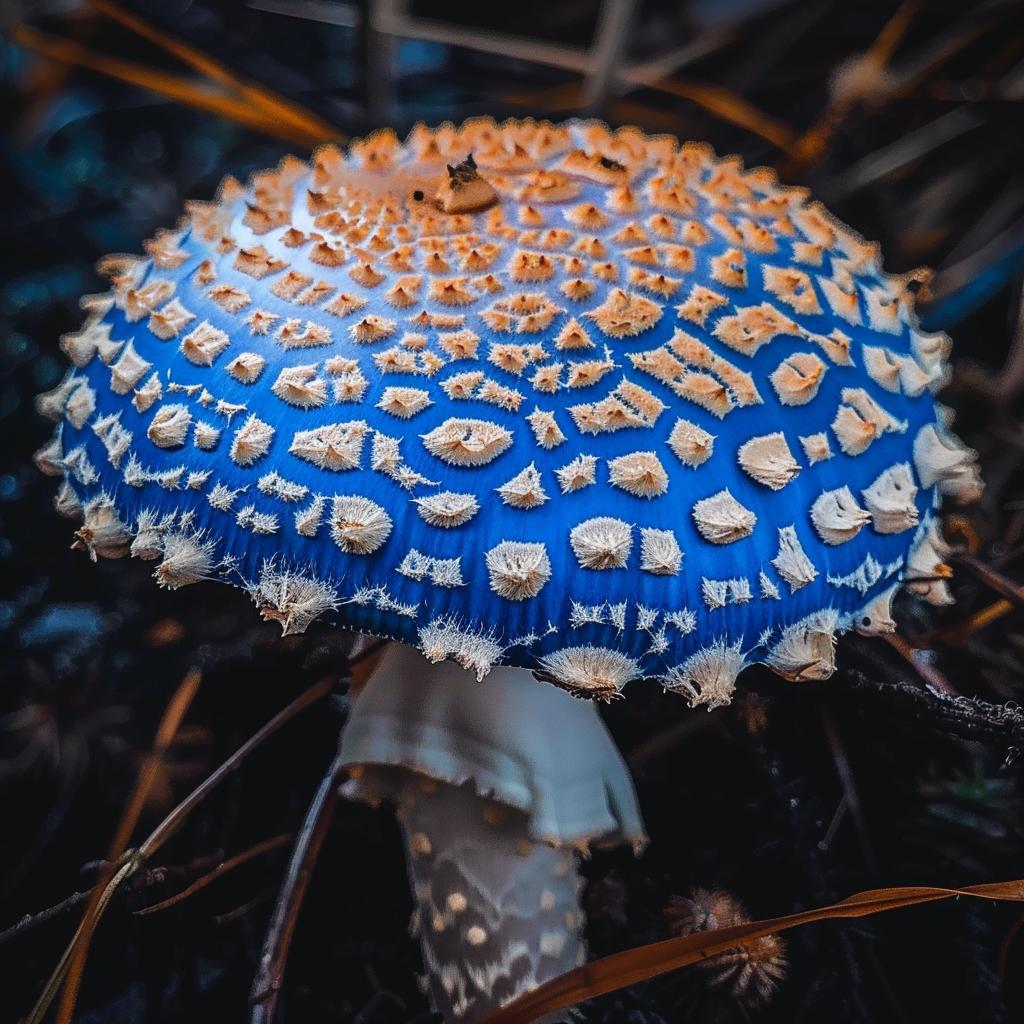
(413, 190, 424, 201)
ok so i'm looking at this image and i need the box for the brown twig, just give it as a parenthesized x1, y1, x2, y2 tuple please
(502, 76, 799, 154)
(949, 551, 1024, 610)
(819, 707, 879, 876)
(477, 879, 1024, 1024)
(994, 280, 1024, 407)
(782, 0, 922, 173)
(933, 587, 1024, 649)
(22, 641, 380, 1023)
(10, 24, 329, 149)
(131, 850, 224, 890)
(51, 667, 203, 1024)
(24, 669, 335, 1024)
(136, 833, 296, 915)
(248, 738, 349, 1023)
(83, 0, 344, 145)
(140, 672, 340, 857)
(629, 75, 800, 155)
(626, 709, 718, 771)
(214, 885, 280, 925)
(0, 891, 92, 947)
(883, 633, 959, 696)
(999, 906, 1024, 981)
(840, 671, 1024, 749)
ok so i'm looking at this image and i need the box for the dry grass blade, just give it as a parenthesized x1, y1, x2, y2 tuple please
(10, 25, 327, 149)
(950, 552, 1024, 609)
(500, 80, 586, 112)
(935, 585, 1024, 649)
(883, 632, 959, 696)
(994, 284, 1024, 406)
(135, 833, 296, 916)
(26, 857, 138, 1024)
(825, 106, 987, 200)
(24, 670, 336, 1024)
(784, 0, 922, 172)
(106, 669, 203, 861)
(214, 885, 278, 925)
(136, 672, 338, 858)
(629, 75, 799, 154)
(248, 741, 348, 1023)
(40, 667, 202, 1024)
(626, 711, 717, 771)
(501, 76, 797, 154)
(477, 880, 1024, 1024)
(83, 0, 345, 145)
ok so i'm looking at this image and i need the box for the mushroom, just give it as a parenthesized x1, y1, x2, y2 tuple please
(38, 119, 977, 1019)
(341, 641, 643, 1020)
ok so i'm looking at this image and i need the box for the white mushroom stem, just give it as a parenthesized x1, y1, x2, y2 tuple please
(339, 642, 646, 1022)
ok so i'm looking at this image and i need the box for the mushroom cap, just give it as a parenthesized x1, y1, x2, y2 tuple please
(340, 642, 645, 850)
(41, 119, 977, 701)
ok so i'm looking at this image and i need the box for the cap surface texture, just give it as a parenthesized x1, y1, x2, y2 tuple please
(42, 119, 978, 702)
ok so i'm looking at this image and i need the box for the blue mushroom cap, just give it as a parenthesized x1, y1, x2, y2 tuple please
(38, 119, 981, 702)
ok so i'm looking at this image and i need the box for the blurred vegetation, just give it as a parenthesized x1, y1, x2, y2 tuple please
(3, 1, 1024, 1021)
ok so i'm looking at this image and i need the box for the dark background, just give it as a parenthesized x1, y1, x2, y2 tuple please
(3, 1, 1024, 1021)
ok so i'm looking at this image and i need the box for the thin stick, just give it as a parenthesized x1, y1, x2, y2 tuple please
(994, 278, 1024, 406)
(140, 672, 339, 857)
(24, 671, 334, 1024)
(817, 794, 848, 852)
(214, 885, 279, 925)
(136, 833, 296, 915)
(501, 75, 798, 155)
(28, 857, 139, 1024)
(934, 587, 1024, 649)
(819, 707, 878, 876)
(626, 75, 799, 154)
(999, 906, 1024, 981)
(248, 739, 349, 1022)
(476, 879, 1024, 1024)
(626, 711, 717, 771)
(0, 891, 92, 947)
(55, 667, 202, 1024)
(883, 633, 959, 696)
(84, 0, 344, 144)
(784, 0, 922, 171)
(11, 25, 325, 149)
(137, 641, 381, 856)
(949, 551, 1024, 610)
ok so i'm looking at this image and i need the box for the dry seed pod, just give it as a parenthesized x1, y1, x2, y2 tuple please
(664, 887, 787, 1012)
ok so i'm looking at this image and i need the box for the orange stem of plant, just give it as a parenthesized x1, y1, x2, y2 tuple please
(883, 632, 958, 696)
(638, 76, 799, 155)
(83, 0, 344, 144)
(785, 0, 922, 169)
(477, 880, 1024, 1024)
(937, 590, 1023, 648)
(136, 833, 296, 916)
(12, 24, 327, 149)
(56, 667, 202, 1024)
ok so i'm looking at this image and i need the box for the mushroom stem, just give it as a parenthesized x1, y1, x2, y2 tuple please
(339, 642, 645, 1022)
(392, 774, 585, 1020)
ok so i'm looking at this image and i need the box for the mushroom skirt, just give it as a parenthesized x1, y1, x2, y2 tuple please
(38, 118, 981, 705)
